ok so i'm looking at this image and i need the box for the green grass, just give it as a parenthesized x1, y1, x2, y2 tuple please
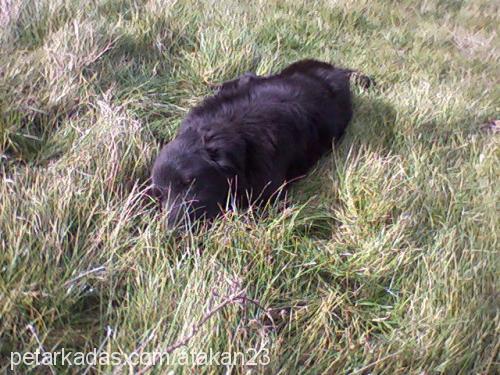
(1, 0, 498, 373)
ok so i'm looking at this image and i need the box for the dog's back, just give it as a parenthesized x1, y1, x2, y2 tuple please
(179, 60, 354, 199)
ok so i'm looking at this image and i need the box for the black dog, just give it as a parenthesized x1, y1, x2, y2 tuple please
(151, 59, 372, 227)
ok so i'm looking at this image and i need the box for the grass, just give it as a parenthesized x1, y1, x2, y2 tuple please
(0, 0, 498, 373)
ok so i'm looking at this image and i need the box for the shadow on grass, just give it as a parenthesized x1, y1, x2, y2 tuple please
(287, 92, 398, 239)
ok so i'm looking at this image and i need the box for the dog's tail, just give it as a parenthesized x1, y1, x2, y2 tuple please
(340, 68, 375, 89)
(279, 60, 375, 89)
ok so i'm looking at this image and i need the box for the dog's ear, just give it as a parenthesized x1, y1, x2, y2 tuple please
(207, 148, 237, 173)
(206, 142, 244, 175)
(202, 130, 246, 176)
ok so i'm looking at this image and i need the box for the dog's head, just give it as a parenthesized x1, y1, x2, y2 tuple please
(151, 127, 246, 228)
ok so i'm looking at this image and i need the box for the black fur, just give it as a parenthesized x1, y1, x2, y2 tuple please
(151, 59, 372, 227)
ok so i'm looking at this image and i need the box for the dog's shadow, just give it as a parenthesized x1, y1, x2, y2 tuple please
(346, 91, 398, 150)
(286, 91, 398, 238)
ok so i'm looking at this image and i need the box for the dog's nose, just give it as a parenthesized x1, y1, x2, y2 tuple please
(165, 204, 183, 229)
(164, 199, 192, 229)
(164, 198, 201, 229)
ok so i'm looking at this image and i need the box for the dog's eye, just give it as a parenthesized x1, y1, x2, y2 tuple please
(182, 177, 194, 186)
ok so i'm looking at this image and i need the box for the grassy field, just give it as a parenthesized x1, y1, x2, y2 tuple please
(1, 0, 498, 373)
